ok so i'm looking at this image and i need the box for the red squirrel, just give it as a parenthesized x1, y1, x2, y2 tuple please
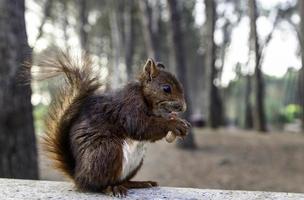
(39, 53, 190, 196)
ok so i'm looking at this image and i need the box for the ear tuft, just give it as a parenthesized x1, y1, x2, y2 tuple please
(143, 58, 159, 80)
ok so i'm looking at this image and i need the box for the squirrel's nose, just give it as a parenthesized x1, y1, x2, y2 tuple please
(171, 101, 186, 112)
(173, 103, 182, 111)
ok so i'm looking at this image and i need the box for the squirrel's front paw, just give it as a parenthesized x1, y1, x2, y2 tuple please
(166, 118, 191, 142)
(174, 118, 191, 136)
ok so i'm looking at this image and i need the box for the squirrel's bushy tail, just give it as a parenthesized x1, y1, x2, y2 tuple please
(37, 53, 101, 178)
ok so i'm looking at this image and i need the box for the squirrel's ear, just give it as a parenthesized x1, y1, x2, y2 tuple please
(143, 58, 159, 80)
(156, 62, 165, 69)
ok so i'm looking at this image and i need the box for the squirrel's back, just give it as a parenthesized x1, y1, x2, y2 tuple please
(38, 53, 102, 178)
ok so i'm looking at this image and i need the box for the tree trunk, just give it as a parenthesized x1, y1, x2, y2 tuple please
(124, 0, 135, 79)
(244, 75, 254, 129)
(110, 0, 122, 89)
(248, 0, 267, 132)
(205, 0, 223, 128)
(78, 0, 89, 52)
(62, 0, 70, 53)
(167, 0, 196, 149)
(299, 0, 304, 131)
(138, 0, 160, 61)
(0, 0, 38, 179)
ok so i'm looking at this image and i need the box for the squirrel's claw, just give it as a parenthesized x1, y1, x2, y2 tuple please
(103, 185, 128, 198)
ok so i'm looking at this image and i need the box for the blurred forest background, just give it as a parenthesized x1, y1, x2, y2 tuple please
(0, 0, 304, 193)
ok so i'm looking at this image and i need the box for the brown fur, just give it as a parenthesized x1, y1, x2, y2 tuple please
(37, 55, 189, 196)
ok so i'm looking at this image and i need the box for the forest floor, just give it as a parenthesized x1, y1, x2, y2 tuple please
(39, 128, 304, 193)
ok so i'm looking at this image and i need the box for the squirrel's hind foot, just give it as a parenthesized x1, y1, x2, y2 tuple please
(102, 181, 158, 197)
(122, 180, 158, 189)
(103, 185, 128, 198)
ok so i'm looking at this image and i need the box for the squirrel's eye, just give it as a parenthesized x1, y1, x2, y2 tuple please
(162, 85, 171, 93)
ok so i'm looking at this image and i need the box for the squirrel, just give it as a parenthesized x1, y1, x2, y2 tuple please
(37, 53, 190, 197)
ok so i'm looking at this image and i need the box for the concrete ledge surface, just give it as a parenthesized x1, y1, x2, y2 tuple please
(0, 178, 304, 200)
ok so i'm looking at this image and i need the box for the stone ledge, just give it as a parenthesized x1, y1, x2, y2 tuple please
(0, 178, 304, 200)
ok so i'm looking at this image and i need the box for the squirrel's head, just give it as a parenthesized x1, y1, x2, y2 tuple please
(139, 58, 187, 118)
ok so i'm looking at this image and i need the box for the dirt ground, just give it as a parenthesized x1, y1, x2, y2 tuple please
(39, 128, 304, 193)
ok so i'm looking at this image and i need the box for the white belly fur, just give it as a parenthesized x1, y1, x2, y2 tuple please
(120, 139, 146, 181)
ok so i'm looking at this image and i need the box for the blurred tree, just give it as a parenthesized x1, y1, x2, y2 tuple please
(61, 0, 70, 52)
(0, 0, 38, 178)
(138, 0, 161, 61)
(78, 0, 90, 52)
(225, 70, 299, 129)
(124, 0, 136, 78)
(265, 1, 302, 131)
(205, 0, 224, 128)
(216, 0, 243, 84)
(248, 0, 267, 132)
(109, 0, 123, 89)
(181, 1, 206, 120)
(33, 0, 53, 47)
(244, 75, 254, 129)
(244, 2, 293, 131)
(32, 0, 73, 52)
(167, 0, 196, 149)
(299, 0, 304, 131)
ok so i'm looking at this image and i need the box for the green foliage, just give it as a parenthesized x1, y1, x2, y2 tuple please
(284, 104, 302, 122)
